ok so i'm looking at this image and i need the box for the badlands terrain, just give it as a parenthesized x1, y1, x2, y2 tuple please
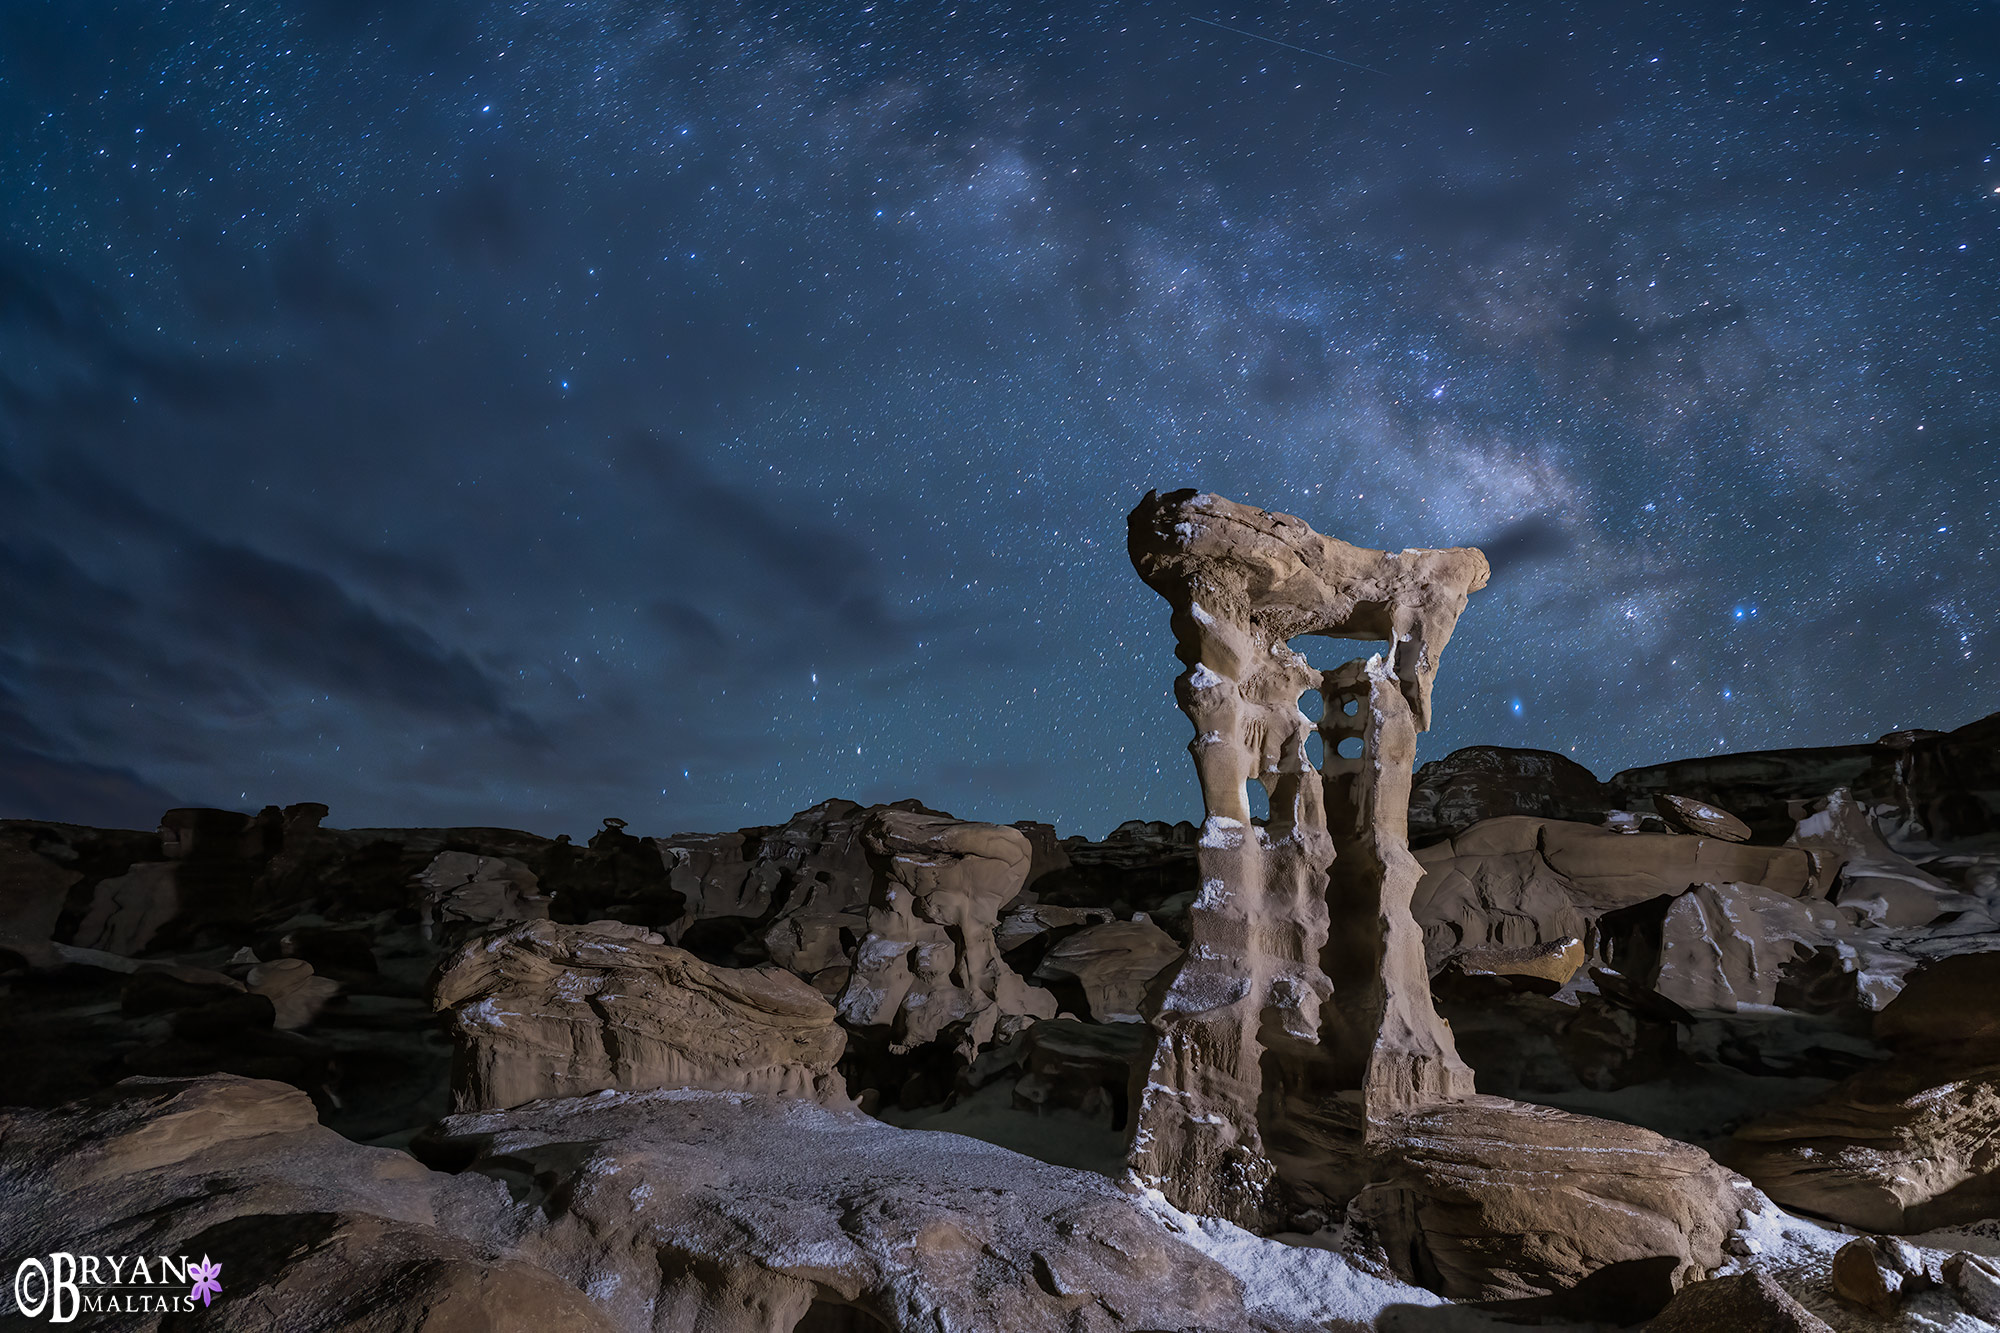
(3, 492, 1999, 1331)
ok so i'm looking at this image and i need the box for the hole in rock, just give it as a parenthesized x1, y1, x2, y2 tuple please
(1298, 688, 1324, 722)
(1335, 736, 1362, 760)
(794, 1298, 892, 1332)
(1342, 698, 1359, 716)
(1287, 634, 1392, 674)
(1304, 731, 1325, 770)
(1247, 781, 1271, 821)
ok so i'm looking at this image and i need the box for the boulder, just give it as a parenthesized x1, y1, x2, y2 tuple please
(1353, 1097, 1744, 1316)
(0, 1075, 615, 1333)
(433, 919, 846, 1112)
(418, 1086, 1288, 1333)
(1643, 1271, 1832, 1332)
(1830, 1234, 1934, 1315)
(71, 862, 181, 956)
(1725, 950, 2000, 1230)
(1792, 788, 1979, 927)
(1653, 795, 1752, 842)
(246, 957, 342, 1030)
(1725, 1059, 2000, 1231)
(1652, 882, 1849, 1012)
(1943, 1251, 2000, 1322)
(1030, 919, 1180, 1022)
(1447, 937, 1584, 990)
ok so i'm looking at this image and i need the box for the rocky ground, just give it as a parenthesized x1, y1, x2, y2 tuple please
(3, 710, 1999, 1330)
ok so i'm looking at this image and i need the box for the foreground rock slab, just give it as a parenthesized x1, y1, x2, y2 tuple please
(0, 1075, 612, 1333)
(419, 1086, 1296, 1333)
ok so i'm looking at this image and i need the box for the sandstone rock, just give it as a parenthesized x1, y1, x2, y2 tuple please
(0, 1076, 615, 1333)
(1652, 882, 1849, 1012)
(1793, 788, 1976, 927)
(71, 861, 180, 955)
(1351, 1097, 1743, 1314)
(1561, 994, 1679, 1090)
(993, 901, 1116, 955)
(1406, 746, 1612, 846)
(419, 1086, 1288, 1333)
(1643, 1271, 1832, 1332)
(0, 835, 82, 944)
(1875, 950, 2000, 1057)
(1943, 1251, 2000, 1322)
(1611, 711, 2000, 849)
(1411, 816, 1816, 969)
(1725, 1058, 2000, 1231)
(1030, 919, 1180, 1022)
(1654, 794, 1753, 842)
(246, 957, 342, 1030)
(1831, 1234, 1933, 1315)
(433, 918, 846, 1111)
(1725, 949, 2000, 1230)
(417, 850, 549, 938)
(1123, 489, 1485, 1225)
(1448, 936, 1584, 989)
(1033, 818, 1200, 926)
(835, 808, 1055, 1058)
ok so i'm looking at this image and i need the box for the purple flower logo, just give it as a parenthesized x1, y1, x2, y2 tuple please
(187, 1256, 222, 1307)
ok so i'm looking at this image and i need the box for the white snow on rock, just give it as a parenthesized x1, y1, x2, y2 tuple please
(1140, 1190, 1448, 1333)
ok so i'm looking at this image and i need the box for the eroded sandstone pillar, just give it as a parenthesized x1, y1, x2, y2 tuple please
(1124, 490, 1487, 1225)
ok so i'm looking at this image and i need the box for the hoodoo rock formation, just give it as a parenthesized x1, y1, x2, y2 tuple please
(1122, 489, 1488, 1225)
(1119, 491, 1746, 1312)
(6, 493, 2000, 1331)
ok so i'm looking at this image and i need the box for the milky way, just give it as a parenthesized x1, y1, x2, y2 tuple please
(2, 2, 1995, 836)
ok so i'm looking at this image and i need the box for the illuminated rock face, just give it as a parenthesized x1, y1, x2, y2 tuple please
(1123, 489, 1490, 1225)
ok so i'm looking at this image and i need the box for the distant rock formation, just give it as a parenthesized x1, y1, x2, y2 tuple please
(433, 918, 846, 1111)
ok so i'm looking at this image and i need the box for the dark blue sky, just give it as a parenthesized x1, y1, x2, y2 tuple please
(2, 1, 1995, 836)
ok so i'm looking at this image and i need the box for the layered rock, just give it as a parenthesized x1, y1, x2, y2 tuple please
(1411, 815, 1816, 970)
(1727, 951, 2000, 1230)
(1122, 490, 1487, 1225)
(1350, 1098, 1743, 1315)
(0, 1075, 612, 1333)
(418, 1086, 1289, 1333)
(1653, 794, 1753, 842)
(433, 918, 846, 1112)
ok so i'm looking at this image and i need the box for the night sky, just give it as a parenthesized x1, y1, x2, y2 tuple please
(2, 2, 1995, 837)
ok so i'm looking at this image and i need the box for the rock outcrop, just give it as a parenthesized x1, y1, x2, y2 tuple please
(1610, 711, 2000, 848)
(1411, 815, 1817, 969)
(1644, 1271, 1833, 1332)
(433, 918, 847, 1111)
(0, 1075, 615, 1333)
